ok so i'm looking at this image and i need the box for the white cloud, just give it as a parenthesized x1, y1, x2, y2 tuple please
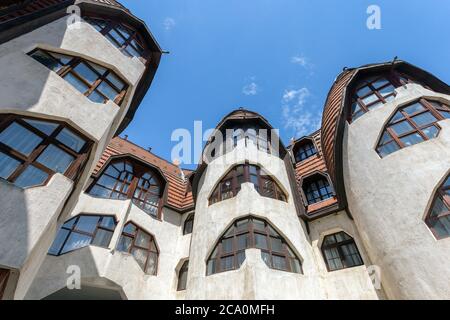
(290, 54, 314, 72)
(281, 87, 321, 138)
(242, 82, 259, 96)
(163, 17, 176, 30)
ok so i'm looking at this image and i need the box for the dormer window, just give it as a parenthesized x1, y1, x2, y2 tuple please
(302, 173, 334, 205)
(293, 139, 317, 162)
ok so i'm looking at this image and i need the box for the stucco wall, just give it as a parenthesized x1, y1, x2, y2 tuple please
(343, 83, 450, 299)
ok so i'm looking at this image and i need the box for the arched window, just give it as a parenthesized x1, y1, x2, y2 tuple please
(84, 17, 148, 60)
(0, 115, 90, 188)
(28, 49, 127, 105)
(321, 232, 363, 271)
(207, 217, 302, 275)
(293, 139, 317, 162)
(302, 174, 334, 205)
(88, 159, 163, 218)
(177, 260, 189, 291)
(426, 174, 450, 239)
(209, 163, 287, 205)
(376, 99, 449, 157)
(48, 215, 117, 256)
(183, 214, 194, 235)
(350, 72, 415, 121)
(117, 222, 158, 275)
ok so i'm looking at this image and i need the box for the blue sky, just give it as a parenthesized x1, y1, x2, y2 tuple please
(121, 0, 450, 168)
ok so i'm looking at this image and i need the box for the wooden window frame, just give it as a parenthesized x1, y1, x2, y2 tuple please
(376, 99, 449, 158)
(206, 217, 302, 275)
(293, 138, 318, 163)
(426, 174, 450, 240)
(118, 222, 159, 275)
(48, 214, 117, 256)
(88, 159, 164, 219)
(208, 163, 287, 205)
(302, 173, 334, 205)
(0, 114, 92, 188)
(177, 260, 189, 291)
(183, 213, 194, 235)
(28, 49, 128, 106)
(321, 232, 364, 272)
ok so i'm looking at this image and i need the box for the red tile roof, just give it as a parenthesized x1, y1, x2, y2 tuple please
(93, 137, 194, 212)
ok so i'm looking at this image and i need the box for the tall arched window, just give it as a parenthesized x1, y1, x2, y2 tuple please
(177, 260, 189, 291)
(293, 139, 317, 162)
(117, 222, 158, 275)
(426, 174, 450, 239)
(302, 174, 334, 205)
(0, 115, 91, 188)
(88, 159, 163, 218)
(84, 16, 149, 60)
(209, 164, 287, 205)
(321, 232, 363, 271)
(29, 49, 127, 105)
(350, 72, 416, 121)
(48, 215, 117, 256)
(183, 214, 194, 235)
(207, 217, 302, 275)
(376, 99, 449, 157)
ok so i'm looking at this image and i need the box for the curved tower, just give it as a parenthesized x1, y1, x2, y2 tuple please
(321, 61, 450, 299)
(0, 0, 161, 299)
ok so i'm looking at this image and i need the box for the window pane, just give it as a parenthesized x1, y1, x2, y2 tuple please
(377, 141, 400, 157)
(14, 166, 48, 188)
(61, 232, 92, 254)
(30, 50, 62, 71)
(361, 93, 378, 105)
(356, 86, 372, 97)
(146, 252, 158, 275)
(372, 78, 389, 89)
(411, 112, 438, 127)
(220, 256, 234, 271)
(109, 28, 126, 45)
(272, 255, 287, 270)
(100, 217, 116, 230)
(400, 132, 424, 147)
(403, 103, 425, 115)
(237, 234, 249, 250)
(88, 90, 106, 103)
(106, 73, 125, 90)
(56, 128, 85, 152)
(255, 234, 268, 250)
(131, 248, 148, 270)
(73, 63, 99, 84)
(23, 119, 58, 135)
(235, 219, 249, 233)
(207, 259, 216, 275)
(63, 73, 89, 94)
(97, 82, 119, 101)
(92, 229, 113, 248)
(270, 237, 283, 252)
(48, 228, 70, 255)
(0, 152, 20, 179)
(0, 122, 43, 156)
(135, 230, 151, 249)
(123, 223, 136, 235)
(290, 258, 302, 274)
(390, 120, 414, 136)
(50, 53, 72, 65)
(423, 125, 439, 139)
(117, 235, 132, 252)
(221, 238, 233, 254)
(252, 219, 266, 232)
(36, 144, 74, 173)
(75, 215, 99, 234)
(378, 85, 395, 97)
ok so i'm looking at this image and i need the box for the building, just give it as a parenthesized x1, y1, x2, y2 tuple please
(0, 1, 449, 300)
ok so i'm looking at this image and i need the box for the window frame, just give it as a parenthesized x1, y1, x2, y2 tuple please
(28, 48, 128, 106)
(0, 114, 92, 188)
(425, 174, 450, 240)
(177, 260, 189, 291)
(48, 214, 117, 256)
(88, 158, 164, 219)
(208, 163, 287, 205)
(183, 213, 194, 235)
(376, 99, 449, 158)
(293, 138, 318, 163)
(301, 173, 335, 205)
(321, 232, 364, 272)
(206, 217, 302, 275)
(0, 268, 10, 300)
(117, 222, 159, 275)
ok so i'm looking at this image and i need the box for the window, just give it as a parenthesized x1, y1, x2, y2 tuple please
(376, 99, 449, 157)
(177, 260, 189, 291)
(294, 139, 317, 162)
(117, 222, 158, 275)
(350, 72, 415, 121)
(426, 174, 450, 239)
(183, 214, 194, 235)
(228, 126, 272, 154)
(207, 217, 302, 275)
(302, 174, 334, 205)
(88, 159, 163, 218)
(84, 17, 148, 60)
(0, 115, 90, 188)
(321, 232, 363, 271)
(48, 215, 116, 256)
(0, 269, 9, 300)
(209, 163, 287, 205)
(29, 49, 127, 105)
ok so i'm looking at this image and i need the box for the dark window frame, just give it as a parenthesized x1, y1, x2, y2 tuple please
(177, 260, 189, 291)
(426, 174, 450, 240)
(28, 48, 128, 106)
(376, 99, 449, 158)
(0, 268, 10, 300)
(206, 216, 302, 275)
(117, 222, 159, 275)
(0, 114, 92, 188)
(183, 213, 194, 235)
(48, 214, 117, 256)
(209, 163, 287, 205)
(88, 158, 164, 219)
(301, 173, 335, 205)
(321, 232, 364, 272)
(293, 138, 318, 163)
